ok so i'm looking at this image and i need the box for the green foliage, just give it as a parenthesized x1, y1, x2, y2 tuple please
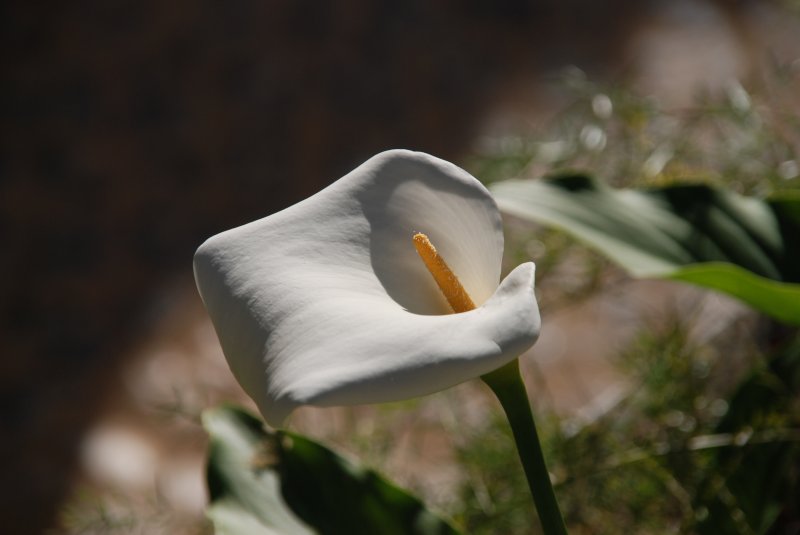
(468, 75, 800, 533)
(204, 406, 314, 535)
(278, 433, 460, 535)
(491, 176, 800, 324)
(694, 333, 800, 534)
(203, 405, 461, 535)
(451, 319, 800, 534)
(450, 409, 536, 535)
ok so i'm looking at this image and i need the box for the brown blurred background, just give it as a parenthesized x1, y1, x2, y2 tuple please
(2, 1, 798, 533)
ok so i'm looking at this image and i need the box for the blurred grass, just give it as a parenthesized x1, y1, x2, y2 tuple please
(467, 65, 800, 195)
(448, 281, 798, 534)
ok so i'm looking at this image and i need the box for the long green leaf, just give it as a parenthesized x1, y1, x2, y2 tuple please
(490, 176, 800, 324)
(203, 405, 461, 535)
(665, 263, 800, 326)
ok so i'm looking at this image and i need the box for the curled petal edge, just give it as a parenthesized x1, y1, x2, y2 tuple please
(193, 150, 541, 428)
(262, 262, 540, 427)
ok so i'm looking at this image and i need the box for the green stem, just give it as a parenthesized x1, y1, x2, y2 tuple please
(482, 359, 567, 535)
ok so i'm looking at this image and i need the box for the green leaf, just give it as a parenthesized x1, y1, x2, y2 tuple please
(490, 176, 800, 324)
(665, 263, 800, 326)
(277, 433, 460, 535)
(203, 405, 461, 535)
(203, 405, 314, 535)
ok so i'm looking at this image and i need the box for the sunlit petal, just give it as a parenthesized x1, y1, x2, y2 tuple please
(194, 150, 540, 426)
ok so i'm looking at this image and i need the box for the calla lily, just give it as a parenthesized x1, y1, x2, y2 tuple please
(194, 149, 540, 427)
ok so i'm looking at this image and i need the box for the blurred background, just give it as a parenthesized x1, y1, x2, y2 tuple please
(3, 1, 799, 533)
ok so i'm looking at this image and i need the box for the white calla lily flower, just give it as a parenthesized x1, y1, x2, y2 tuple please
(194, 149, 540, 426)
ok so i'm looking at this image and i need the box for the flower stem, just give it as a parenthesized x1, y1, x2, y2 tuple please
(482, 359, 567, 535)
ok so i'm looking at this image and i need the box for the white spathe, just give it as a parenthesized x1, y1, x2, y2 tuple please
(194, 150, 540, 426)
